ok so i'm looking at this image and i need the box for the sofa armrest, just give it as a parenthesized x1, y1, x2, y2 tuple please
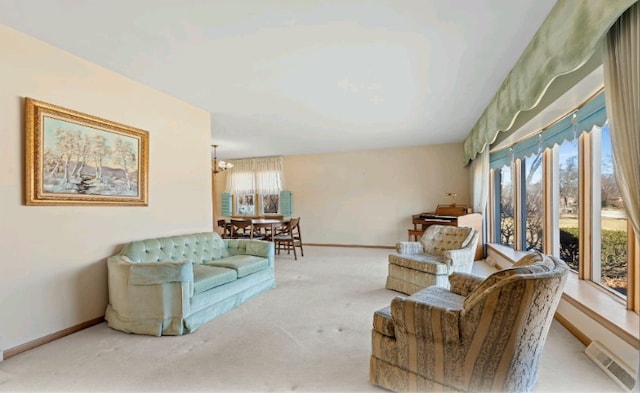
(108, 256, 193, 285)
(390, 295, 461, 344)
(395, 241, 424, 255)
(107, 256, 194, 322)
(448, 272, 485, 297)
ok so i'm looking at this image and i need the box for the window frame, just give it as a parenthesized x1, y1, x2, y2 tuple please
(233, 192, 282, 216)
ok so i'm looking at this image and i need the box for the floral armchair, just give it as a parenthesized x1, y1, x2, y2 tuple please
(386, 225, 479, 295)
(371, 252, 569, 393)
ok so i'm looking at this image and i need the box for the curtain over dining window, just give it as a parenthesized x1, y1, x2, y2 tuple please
(225, 156, 286, 195)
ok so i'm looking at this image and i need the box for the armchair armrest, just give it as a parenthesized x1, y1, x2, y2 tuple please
(448, 272, 485, 297)
(390, 295, 461, 344)
(395, 241, 424, 255)
(443, 247, 475, 268)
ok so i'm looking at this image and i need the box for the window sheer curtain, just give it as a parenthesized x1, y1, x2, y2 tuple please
(471, 148, 489, 213)
(470, 147, 489, 258)
(225, 156, 286, 195)
(603, 2, 639, 315)
(254, 156, 286, 194)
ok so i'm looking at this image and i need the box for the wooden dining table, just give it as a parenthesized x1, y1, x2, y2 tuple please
(250, 218, 284, 241)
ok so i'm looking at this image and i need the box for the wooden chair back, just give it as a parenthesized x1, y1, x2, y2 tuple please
(230, 219, 253, 239)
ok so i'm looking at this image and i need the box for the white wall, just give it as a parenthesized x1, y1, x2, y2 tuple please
(0, 25, 213, 352)
(215, 143, 471, 246)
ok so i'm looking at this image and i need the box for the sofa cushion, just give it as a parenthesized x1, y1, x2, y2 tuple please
(192, 265, 237, 294)
(388, 253, 449, 274)
(206, 255, 269, 278)
(409, 285, 465, 310)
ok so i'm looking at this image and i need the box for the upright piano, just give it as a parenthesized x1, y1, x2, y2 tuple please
(409, 204, 483, 261)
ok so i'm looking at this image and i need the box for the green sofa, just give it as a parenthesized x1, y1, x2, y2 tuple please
(105, 232, 275, 336)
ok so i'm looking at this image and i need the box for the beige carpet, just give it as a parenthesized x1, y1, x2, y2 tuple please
(0, 246, 621, 392)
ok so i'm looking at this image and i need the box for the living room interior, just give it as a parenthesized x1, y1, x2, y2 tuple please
(0, 1, 638, 392)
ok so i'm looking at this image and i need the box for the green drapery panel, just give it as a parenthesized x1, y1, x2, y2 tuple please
(464, 0, 637, 165)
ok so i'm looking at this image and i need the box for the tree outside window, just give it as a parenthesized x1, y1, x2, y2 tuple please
(237, 194, 255, 215)
(524, 153, 543, 251)
(558, 140, 580, 271)
(262, 194, 279, 214)
(499, 166, 514, 247)
(597, 125, 627, 296)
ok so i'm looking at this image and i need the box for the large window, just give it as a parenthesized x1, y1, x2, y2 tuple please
(222, 156, 288, 217)
(595, 124, 628, 296)
(234, 193, 280, 216)
(488, 91, 635, 303)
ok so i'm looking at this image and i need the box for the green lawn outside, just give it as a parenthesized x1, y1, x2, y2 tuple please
(559, 215, 628, 231)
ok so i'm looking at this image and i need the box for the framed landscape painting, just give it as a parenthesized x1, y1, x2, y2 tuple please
(24, 98, 149, 206)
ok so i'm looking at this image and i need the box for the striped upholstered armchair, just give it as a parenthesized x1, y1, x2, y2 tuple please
(370, 252, 568, 393)
(386, 225, 479, 294)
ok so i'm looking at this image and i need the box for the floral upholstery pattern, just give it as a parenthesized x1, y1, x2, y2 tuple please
(386, 225, 479, 294)
(370, 252, 569, 393)
(419, 226, 474, 256)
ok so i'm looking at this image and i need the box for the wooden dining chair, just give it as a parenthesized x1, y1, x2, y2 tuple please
(252, 220, 280, 241)
(273, 217, 303, 260)
(230, 219, 263, 240)
(217, 219, 232, 239)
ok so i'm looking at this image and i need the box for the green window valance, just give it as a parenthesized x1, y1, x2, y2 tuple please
(489, 91, 607, 169)
(465, 0, 636, 165)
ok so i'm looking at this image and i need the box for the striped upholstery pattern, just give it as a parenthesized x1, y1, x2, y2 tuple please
(395, 241, 425, 255)
(371, 252, 569, 393)
(385, 264, 451, 295)
(386, 225, 479, 294)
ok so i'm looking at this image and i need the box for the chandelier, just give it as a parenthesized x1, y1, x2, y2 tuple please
(211, 144, 234, 174)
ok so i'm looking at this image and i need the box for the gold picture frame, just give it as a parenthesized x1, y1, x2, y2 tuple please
(24, 98, 149, 206)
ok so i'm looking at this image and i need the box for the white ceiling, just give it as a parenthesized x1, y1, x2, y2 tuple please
(0, 0, 558, 160)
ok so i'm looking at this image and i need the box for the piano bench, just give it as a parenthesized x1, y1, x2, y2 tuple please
(407, 229, 425, 241)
